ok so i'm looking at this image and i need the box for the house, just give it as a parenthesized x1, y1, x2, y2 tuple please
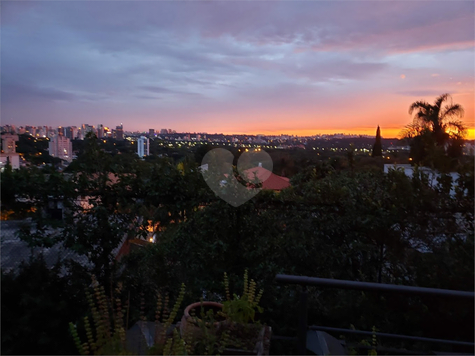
(243, 165, 291, 191)
(383, 164, 462, 196)
(200, 163, 291, 192)
(115, 238, 152, 262)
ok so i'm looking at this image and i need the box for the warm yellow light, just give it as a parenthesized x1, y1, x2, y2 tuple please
(409, 158, 413, 161)
(149, 237, 153, 242)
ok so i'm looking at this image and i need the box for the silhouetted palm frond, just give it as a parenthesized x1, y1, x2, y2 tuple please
(433, 93, 450, 110)
(405, 93, 466, 147)
(408, 101, 430, 115)
(441, 104, 464, 120)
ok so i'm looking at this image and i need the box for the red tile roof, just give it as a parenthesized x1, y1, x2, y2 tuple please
(243, 166, 291, 191)
(115, 238, 151, 261)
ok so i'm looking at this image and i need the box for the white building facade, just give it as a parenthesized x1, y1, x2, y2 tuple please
(0, 134, 20, 170)
(49, 136, 73, 162)
(137, 136, 150, 158)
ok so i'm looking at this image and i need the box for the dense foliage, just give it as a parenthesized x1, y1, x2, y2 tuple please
(1, 133, 473, 354)
(1, 256, 89, 354)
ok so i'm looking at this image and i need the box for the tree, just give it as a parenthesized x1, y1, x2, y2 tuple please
(1, 255, 89, 354)
(371, 126, 382, 157)
(400, 94, 466, 165)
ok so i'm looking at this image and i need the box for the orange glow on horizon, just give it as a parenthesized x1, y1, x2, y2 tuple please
(218, 127, 475, 140)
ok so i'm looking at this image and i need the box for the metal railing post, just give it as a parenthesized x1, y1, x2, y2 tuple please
(297, 286, 308, 355)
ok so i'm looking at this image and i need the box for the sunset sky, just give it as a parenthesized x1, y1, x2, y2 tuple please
(2, 1, 474, 138)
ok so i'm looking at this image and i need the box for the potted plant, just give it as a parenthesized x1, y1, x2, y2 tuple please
(219, 270, 271, 355)
(180, 270, 271, 355)
(179, 301, 225, 341)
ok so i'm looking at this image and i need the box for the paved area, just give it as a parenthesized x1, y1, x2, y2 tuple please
(1, 220, 90, 274)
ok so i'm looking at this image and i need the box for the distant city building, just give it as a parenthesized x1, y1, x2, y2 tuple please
(0, 134, 20, 170)
(49, 136, 73, 162)
(116, 124, 124, 140)
(97, 124, 105, 138)
(46, 127, 54, 138)
(81, 124, 94, 136)
(65, 126, 78, 140)
(103, 127, 111, 138)
(2, 134, 18, 154)
(1, 125, 16, 134)
(137, 136, 150, 158)
(149, 129, 155, 137)
(386, 145, 410, 151)
(25, 126, 34, 136)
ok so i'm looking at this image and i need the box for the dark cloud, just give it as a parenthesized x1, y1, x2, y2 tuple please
(3, 83, 79, 103)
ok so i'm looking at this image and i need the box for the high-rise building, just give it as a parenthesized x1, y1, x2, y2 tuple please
(103, 127, 111, 138)
(25, 125, 35, 136)
(0, 134, 20, 170)
(97, 124, 105, 139)
(149, 129, 155, 137)
(37, 127, 46, 138)
(49, 136, 73, 162)
(137, 136, 150, 158)
(2, 134, 18, 154)
(65, 126, 78, 140)
(116, 124, 124, 140)
(47, 127, 56, 138)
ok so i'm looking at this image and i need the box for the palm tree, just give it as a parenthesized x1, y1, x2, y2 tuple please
(401, 93, 466, 147)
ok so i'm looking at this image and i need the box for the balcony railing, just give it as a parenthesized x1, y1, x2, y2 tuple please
(275, 274, 474, 355)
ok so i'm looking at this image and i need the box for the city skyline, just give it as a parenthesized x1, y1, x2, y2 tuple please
(2, 1, 474, 139)
(1, 122, 387, 139)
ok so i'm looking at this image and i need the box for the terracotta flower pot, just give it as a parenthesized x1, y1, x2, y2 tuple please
(180, 301, 224, 338)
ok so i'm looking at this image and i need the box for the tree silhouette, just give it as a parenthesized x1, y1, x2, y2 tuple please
(401, 93, 466, 145)
(371, 126, 382, 157)
(400, 93, 466, 165)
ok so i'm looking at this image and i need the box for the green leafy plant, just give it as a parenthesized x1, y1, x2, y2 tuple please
(216, 270, 267, 353)
(368, 326, 378, 356)
(69, 276, 131, 355)
(221, 270, 264, 324)
(69, 276, 186, 355)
